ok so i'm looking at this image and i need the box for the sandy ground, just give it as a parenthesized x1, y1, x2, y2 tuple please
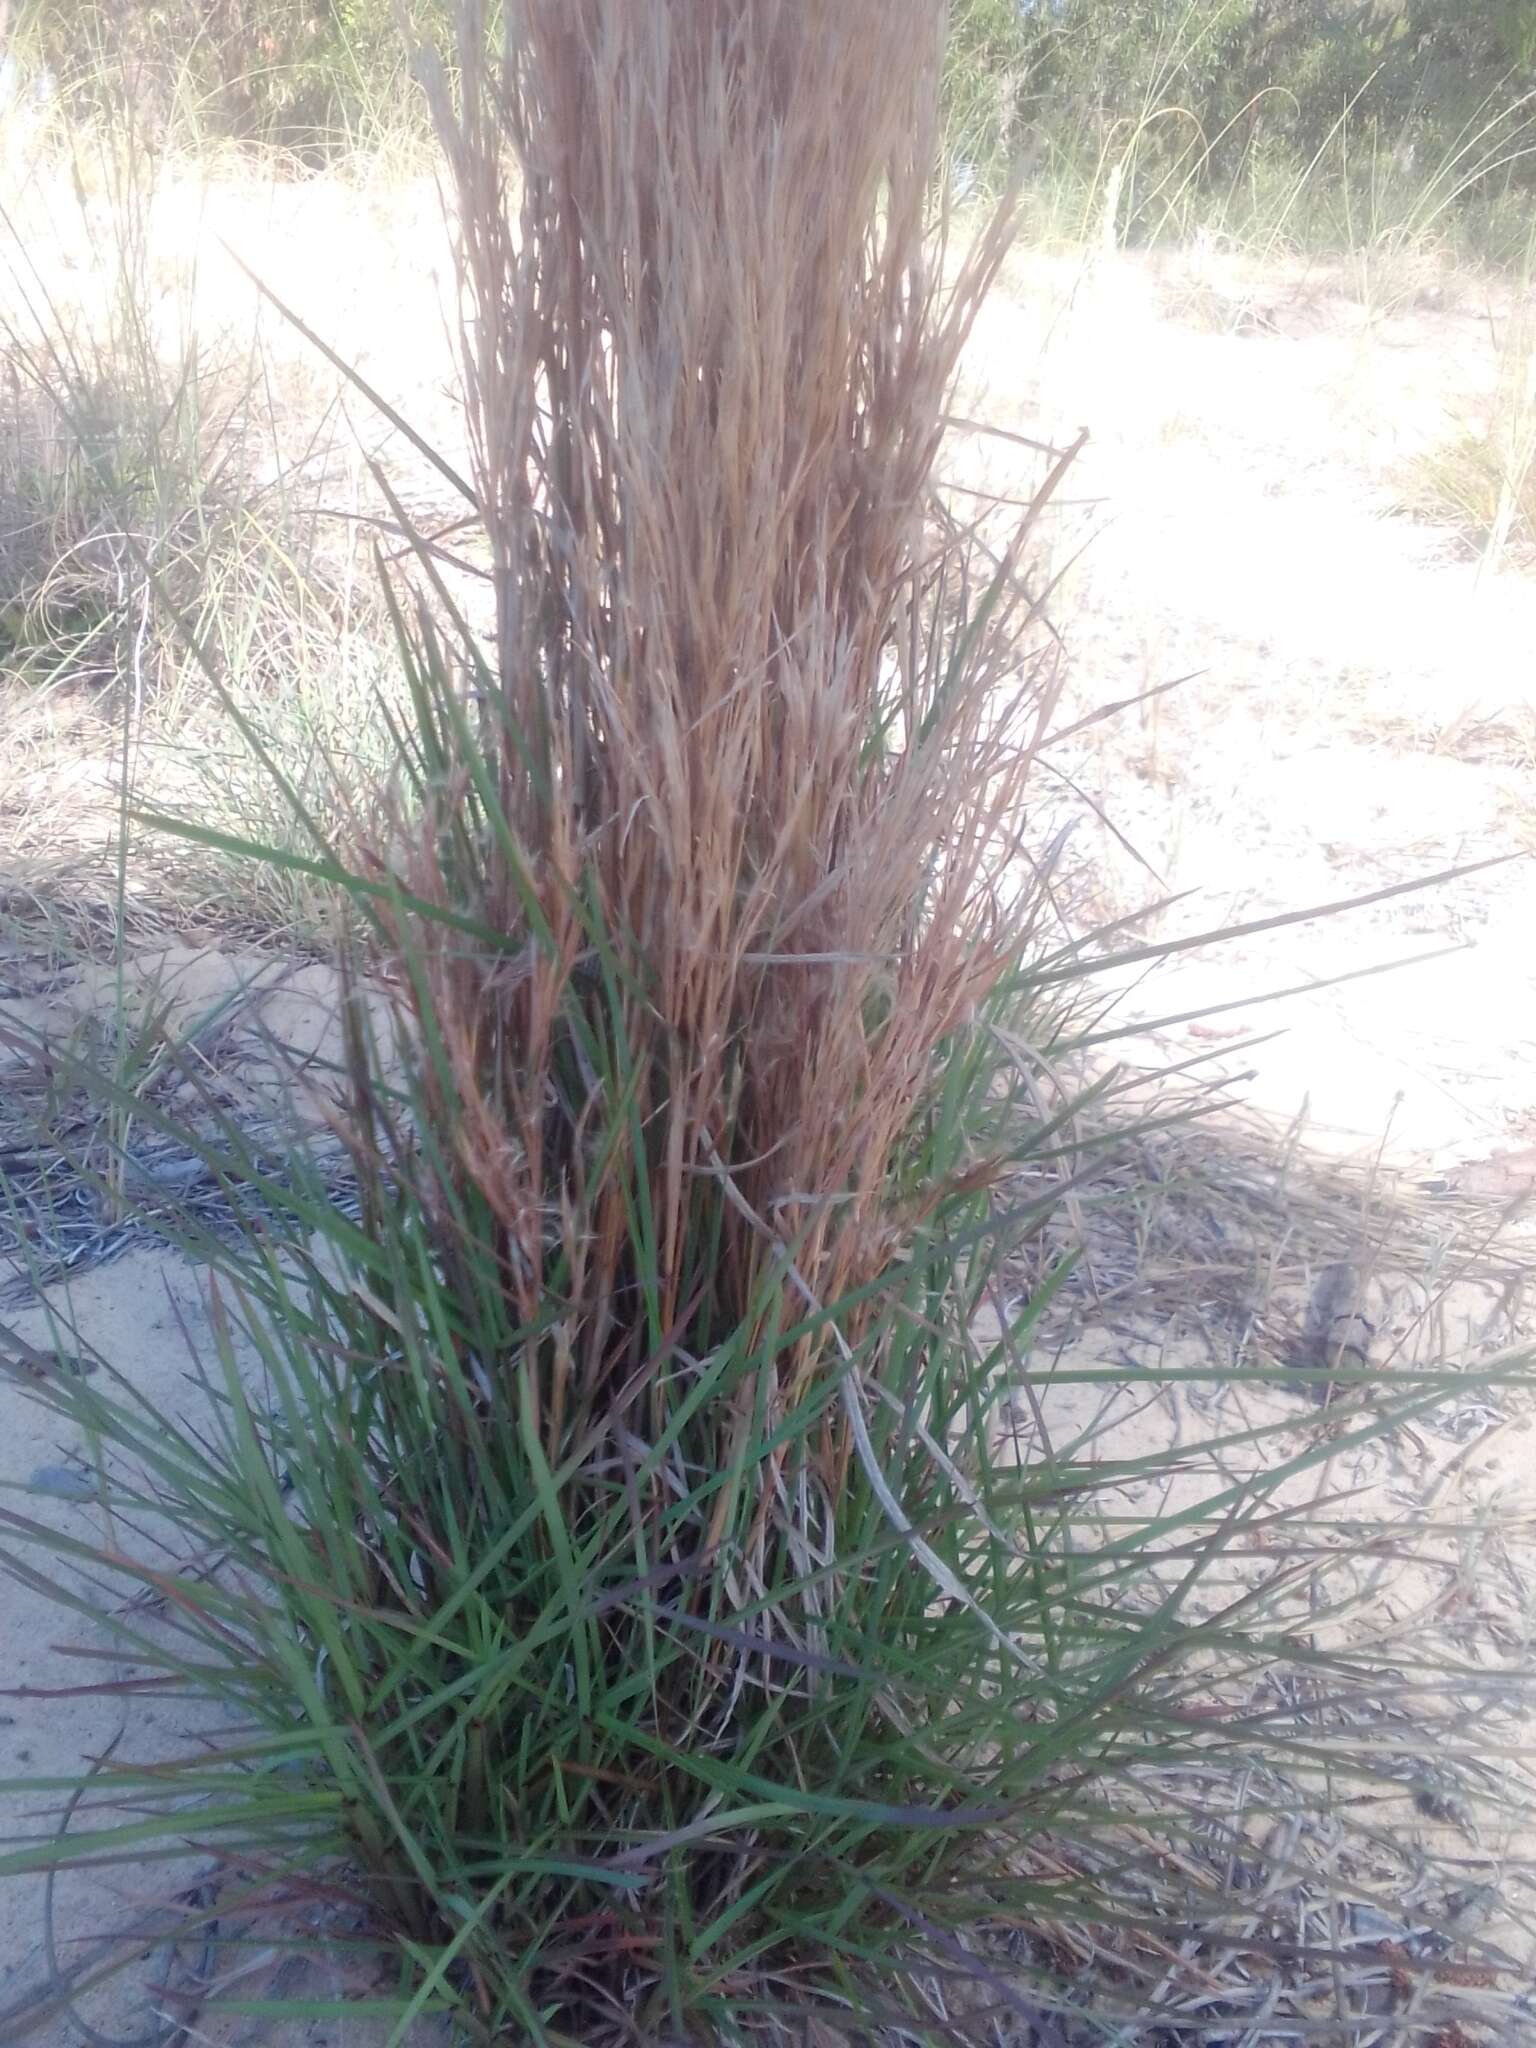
(0, 173, 1532, 2041)
(960, 242, 1536, 1167)
(0, 954, 423, 2045)
(962, 241, 1536, 2033)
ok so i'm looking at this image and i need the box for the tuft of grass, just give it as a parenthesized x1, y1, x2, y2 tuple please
(0, 5, 1532, 2046)
(0, 133, 365, 708)
(0, 102, 413, 931)
(1404, 306, 1536, 567)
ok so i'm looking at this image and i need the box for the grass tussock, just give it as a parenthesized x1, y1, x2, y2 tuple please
(0, 118, 413, 928)
(405, 0, 1058, 1353)
(1405, 312, 1536, 566)
(0, 130, 345, 709)
(0, 5, 1533, 2046)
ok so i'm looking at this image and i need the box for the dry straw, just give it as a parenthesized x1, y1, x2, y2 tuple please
(399, 0, 1069, 1400)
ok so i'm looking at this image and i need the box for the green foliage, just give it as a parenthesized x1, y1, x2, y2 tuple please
(10, 1005, 1526, 2043)
(942, 0, 1037, 176)
(1403, 0, 1536, 75)
(946, 0, 1536, 246)
(15, 0, 1536, 243)
(13, 0, 449, 153)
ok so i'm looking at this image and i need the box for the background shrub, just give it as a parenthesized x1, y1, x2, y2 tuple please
(11, 2, 1536, 246)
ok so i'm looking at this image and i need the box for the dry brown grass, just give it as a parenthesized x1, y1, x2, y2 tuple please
(385, 0, 1072, 1388)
